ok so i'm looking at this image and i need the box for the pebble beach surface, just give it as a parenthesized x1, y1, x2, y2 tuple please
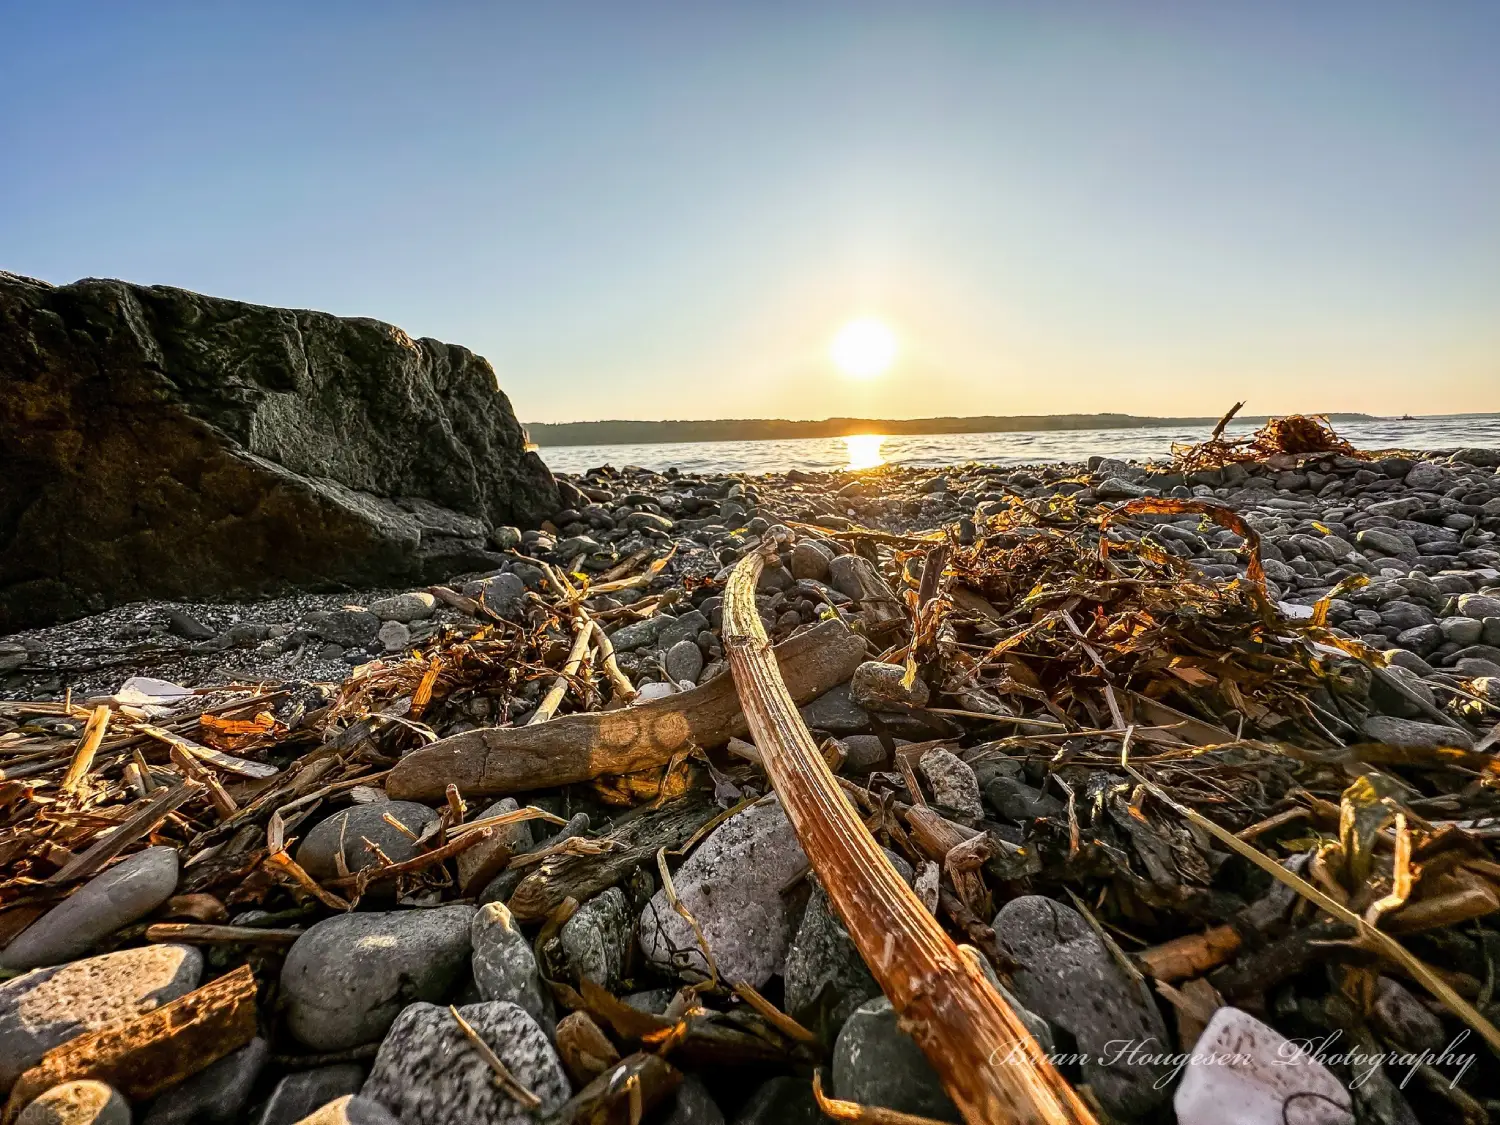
(5, 446, 1500, 704)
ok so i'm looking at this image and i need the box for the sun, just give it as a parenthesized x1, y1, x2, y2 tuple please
(830, 317, 897, 378)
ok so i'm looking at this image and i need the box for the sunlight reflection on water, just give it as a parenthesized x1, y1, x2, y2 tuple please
(844, 433, 886, 470)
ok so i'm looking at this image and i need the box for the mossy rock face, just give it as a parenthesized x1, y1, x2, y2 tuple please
(0, 271, 558, 631)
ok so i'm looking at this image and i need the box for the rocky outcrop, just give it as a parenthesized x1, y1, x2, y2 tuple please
(0, 272, 558, 630)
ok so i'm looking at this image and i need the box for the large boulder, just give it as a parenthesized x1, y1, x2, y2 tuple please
(0, 273, 559, 630)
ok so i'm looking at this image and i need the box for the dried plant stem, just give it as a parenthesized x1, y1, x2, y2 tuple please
(722, 543, 1096, 1125)
(529, 617, 594, 725)
(59, 705, 110, 794)
(448, 1005, 541, 1109)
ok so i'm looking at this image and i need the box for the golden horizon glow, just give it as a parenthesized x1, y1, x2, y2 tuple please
(844, 433, 886, 470)
(830, 317, 897, 379)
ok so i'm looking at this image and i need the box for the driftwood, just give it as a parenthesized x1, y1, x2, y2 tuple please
(387, 620, 865, 801)
(721, 542, 1096, 1125)
(507, 792, 718, 922)
(3, 964, 257, 1122)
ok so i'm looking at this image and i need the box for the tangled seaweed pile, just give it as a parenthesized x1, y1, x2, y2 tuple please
(1173, 401, 1364, 471)
(2, 477, 1500, 1124)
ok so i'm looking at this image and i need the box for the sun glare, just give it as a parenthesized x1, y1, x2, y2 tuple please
(844, 434, 886, 470)
(830, 317, 897, 378)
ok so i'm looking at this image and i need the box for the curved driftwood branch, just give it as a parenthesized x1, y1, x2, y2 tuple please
(722, 542, 1096, 1125)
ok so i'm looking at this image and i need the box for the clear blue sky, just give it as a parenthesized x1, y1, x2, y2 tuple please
(3, 2, 1496, 422)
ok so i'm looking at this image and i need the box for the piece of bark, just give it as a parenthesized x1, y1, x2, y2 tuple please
(1136, 924, 1244, 984)
(387, 620, 865, 801)
(722, 544, 1096, 1125)
(554, 1011, 621, 1087)
(3, 964, 257, 1122)
(507, 792, 718, 922)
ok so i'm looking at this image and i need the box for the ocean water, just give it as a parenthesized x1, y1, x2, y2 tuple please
(536, 414, 1500, 476)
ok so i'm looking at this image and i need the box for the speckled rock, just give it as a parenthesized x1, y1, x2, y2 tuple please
(1, 847, 180, 970)
(376, 621, 410, 653)
(144, 1037, 267, 1124)
(362, 1001, 570, 1125)
(994, 896, 1171, 1118)
(558, 887, 631, 990)
(832, 997, 960, 1122)
(664, 640, 705, 685)
(16, 1081, 130, 1125)
(281, 906, 476, 1051)
(257, 1067, 366, 1125)
(639, 799, 807, 987)
(783, 879, 883, 1044)
(849, 661, 929, 710)
(471, 902, 554, 1035)
(367, 593, 437, 623)
(0, 944, 203, 1089)
(918, 750, 983, 824)
(294, 802, 440, 887)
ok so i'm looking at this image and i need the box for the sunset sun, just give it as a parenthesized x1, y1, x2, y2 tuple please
(830, 317, 897, 378)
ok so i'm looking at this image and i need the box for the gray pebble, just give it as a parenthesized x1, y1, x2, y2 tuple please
(471, 902, 554, 1035)
(281, 906, 476, 1051)
(302, 610, 380, 648)
(639, 799, 807, 987)
(144, 1037, 268, 1125)
(1361, 714, 1474, 751)
(362, 1001, 570, 1125)
(918, 750, 983, 824)
(295, 802, 440, 889)
(731, 1076, 822, 1125)
(832, 997, 960, 1122)
(290, 1098, 398, 1125)
(995, 896, 1171, 1118)
(258, 1067, 366, 1125)
(376, 621, 410, 653)
(0, 944, 202, 1088)
(366, 593, 437, 623)
(558, 887, 632, 991)
(1, 847, 180, 970)
(663, 640, 705, 685)
(849, 661, 930, 710)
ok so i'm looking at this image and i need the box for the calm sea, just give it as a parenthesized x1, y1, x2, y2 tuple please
(536, 414, 1500, 476)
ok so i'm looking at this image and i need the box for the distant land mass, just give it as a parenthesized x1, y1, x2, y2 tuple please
(525, 412, 1379, 447)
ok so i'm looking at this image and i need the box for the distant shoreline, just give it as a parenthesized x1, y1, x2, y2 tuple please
(525, 412, 1383, 448)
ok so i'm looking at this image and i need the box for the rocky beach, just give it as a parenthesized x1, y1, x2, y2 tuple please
(5, 279, 1500, 1125)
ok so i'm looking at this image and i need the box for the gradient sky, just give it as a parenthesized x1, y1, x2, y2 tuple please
(3, 2, 1497, 423)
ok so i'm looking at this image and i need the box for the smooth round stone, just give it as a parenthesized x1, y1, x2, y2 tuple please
(143, 1036, 267, 1124)
(281, 906, 476, 1051)
(362, 1001, 570, 1125)
(290, 1097, 399, 1125)
(663, 640, 704, 685)
(1, 847, 180, 970)
(1, 944, 203, 1089)
(376, 621, 410, 652)
(366, 592, 436, 622)
(294, 801, 439, 886)
(16, 1081, 130, 1125)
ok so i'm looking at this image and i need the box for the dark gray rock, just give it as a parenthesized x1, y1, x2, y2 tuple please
(789, 541, 833, 582)
(257, 1067, 366, 1125)
(831, 997, 960, 1122)
(995, 895, 1172, 1119)
(144, 1037, 268, 1125)
(659, 610, 710, 650)
(664, 640, 705, 685)
(456, 798, 534, 897)
(361, 1001, 570, 1125)
(1, 847, 180, 970)
(0, 272, 557, 631)
(983, 775, 1063, 822)
(798, 684, 871, 735)
(1361, 715, 1473, 751)
(557, 887, 631, 991)
(659, 1075, 725, 1125)
(15, 1081, 130, 1125)
(302, 610, 380, 649)
(294, 802, 440, 889)
(639, 799, 807, 987)
(1372, 977, 1444, 1051)
(471, 902, 554, 1035)
(783, 878, 884, 1043)
(0, 945, 203, 1090)
(281, 905, 476, 1050)
(731, 1077, 822, 1125)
